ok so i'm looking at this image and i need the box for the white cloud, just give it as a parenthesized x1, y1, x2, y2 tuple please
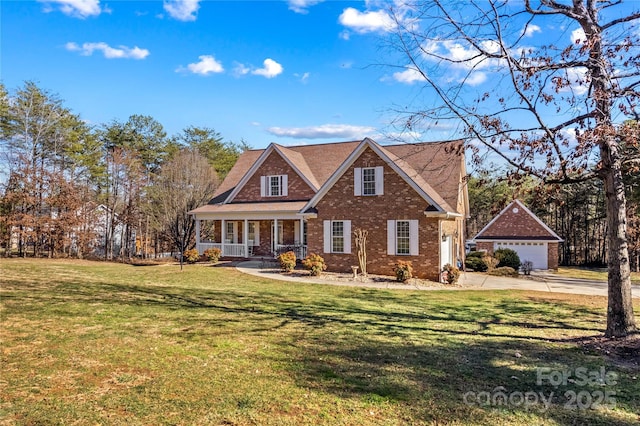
(267, 124, 376, 139)
(287, 0, 323, 14)
(461, 72, 487, 86)
(177, 55, 224, 75)
(571, 28, 585, 44)
(339, 7, 396, 34)
(523, 24, 541, 38)
(295, 72, 310, 83)
(339, 31, 351, 41)
(560, 67, 589, 95)
(65, 42, 150, 59)
(38, 0, 103, 18)
(392, 67, 424, 84)
(395, 38, 502, 87)
(233, 63, 251, 77)
(252, 58, 283, 78)
(163, 0, 200, 22)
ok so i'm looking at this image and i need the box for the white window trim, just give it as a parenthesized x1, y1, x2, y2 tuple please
(387, 220, 418, 256)
(260, 174, 288, 197)
(396, 220, 411, 255)
(323, 220, 351, 254)
(354, 166, 384, 196)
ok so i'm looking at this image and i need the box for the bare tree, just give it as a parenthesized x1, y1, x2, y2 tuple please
(385, 0, 638, 336)
(147, 149, 218, 267)
(354, 228, 368, 277)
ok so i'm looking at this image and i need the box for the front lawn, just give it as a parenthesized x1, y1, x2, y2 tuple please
(556, 267, 640, 285)
(1, 259, 638, 425)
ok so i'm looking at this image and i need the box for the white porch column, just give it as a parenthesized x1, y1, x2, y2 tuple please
(243, 218, 249, 258)
(195, 218, 201, 253)
(273, 218, 279, 253)
(299, 218, 304, 244)
(300, 218, 305, 258)
(221, 219, 226, 257)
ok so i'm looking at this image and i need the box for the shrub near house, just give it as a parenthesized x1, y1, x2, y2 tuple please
(494, 248, 521, 270)
(184, 249, 200, 264)
(302, 253, 326, 276)
(278, 251, 296, 273)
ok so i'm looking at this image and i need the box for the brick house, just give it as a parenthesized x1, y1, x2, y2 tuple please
(189, 138, 469, 281)
(472, 199, 563, 270)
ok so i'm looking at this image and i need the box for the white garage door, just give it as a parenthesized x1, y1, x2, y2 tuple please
(494, 241, 548, 270)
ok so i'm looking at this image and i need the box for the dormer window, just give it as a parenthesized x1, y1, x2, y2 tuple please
(260, 175, 288, 197)
(354, 166, 384, 196)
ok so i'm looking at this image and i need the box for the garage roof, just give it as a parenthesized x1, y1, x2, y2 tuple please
(473, 199, 563, 242)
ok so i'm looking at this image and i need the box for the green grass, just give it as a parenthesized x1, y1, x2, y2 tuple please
(557, 267, 640, 285)
(1, 259, 639, 425)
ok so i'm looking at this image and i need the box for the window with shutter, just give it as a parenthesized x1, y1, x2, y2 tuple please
(323, 220, 351, 254)
(354, 167, 384, 196)
(388, 220, 419, 255)
(263, 174, 288, 197)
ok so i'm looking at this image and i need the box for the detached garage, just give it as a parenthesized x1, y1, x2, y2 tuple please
(473, 200, 563, 270)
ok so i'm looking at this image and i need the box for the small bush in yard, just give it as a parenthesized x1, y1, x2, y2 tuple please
(278, 251, 296, 273)
(465, 251, 499, 272)
(183, 248, 200, 264)
(394, 261, 413, 282)
(465, 251, 487, 272)
(483, 255, 499, 271)
(494, 248, 521, 270)
(302, 253, 327, 276)
(442, 263, 461, 284)
(203, 247, 222, 263)
(488, 266, 519, 277)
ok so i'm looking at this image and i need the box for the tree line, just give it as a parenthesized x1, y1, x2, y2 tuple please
(0, 81, 247, 260)
(466, 172, 640, 272)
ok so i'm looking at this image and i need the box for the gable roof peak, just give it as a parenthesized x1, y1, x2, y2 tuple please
(301, 136, 457, 214)
(474, 199, 563, 241)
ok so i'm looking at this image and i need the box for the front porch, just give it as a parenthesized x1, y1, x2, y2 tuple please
(195, 217, 307, 260)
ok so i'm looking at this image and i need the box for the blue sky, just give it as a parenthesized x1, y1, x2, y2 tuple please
(2, 0, 638, 152)
(2, 0, 426, 148)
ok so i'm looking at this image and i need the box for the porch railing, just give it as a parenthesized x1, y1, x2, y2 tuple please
(197, 242, 246, 258)
(197, 242, 222, 253)
(197, 242, 306, 259)
(223, 244, 245, 257)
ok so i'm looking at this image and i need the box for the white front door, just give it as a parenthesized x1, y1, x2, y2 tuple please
(441, 235, 453, 269)
(271, 221, 283, 252)
(225, 221, 237, 244)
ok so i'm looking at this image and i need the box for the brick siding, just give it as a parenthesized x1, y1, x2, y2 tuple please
(307, 147, 461, 281)
(234, 151, 315, 202)
(479, 205, 556, 238)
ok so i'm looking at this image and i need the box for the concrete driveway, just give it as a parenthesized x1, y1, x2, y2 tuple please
(236, 261, 640, 298)
(459, 271, 640, 298)
(236, 261, 640, 297)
